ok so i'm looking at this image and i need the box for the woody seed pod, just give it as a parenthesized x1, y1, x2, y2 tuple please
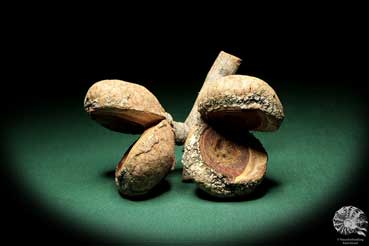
(115, 120, 175, 196)
(182, 122, 267, 198)
(198, 75, 284, 132)
(84, 79, 166, 134)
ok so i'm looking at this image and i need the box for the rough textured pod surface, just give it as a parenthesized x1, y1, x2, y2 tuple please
(84, 79, 166, 134)
(198, 75, 284, 132)
(182, 122, 268, 198)
(115, 120, 175, 196)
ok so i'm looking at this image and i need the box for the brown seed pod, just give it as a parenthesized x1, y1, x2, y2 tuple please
(182, 122, 267, 198)
(84, 79, 166, 134)
(115, 120, 175, 196)
(198, 75, 284, 132)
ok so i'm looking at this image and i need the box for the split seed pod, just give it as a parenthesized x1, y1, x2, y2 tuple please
(182, 123, 267, 198)
(115, 120, 175, 196)
(84, 79, 166, 134)
(198, 75, 284, 132)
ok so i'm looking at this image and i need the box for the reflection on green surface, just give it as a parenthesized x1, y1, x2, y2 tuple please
(5, 81, 367, 244)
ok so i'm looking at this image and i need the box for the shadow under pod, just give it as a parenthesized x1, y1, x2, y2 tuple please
(118, 179, 171, 201)
(102, 169, 115, 179)
(101, 168, 172, 201)
(194, 177, 280, 202)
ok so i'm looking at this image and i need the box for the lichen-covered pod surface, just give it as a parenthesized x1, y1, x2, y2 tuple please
(198, 75, 285, 132)
(182, 122, 268, 198)
(115, 120, 175, 196)
(84, 79, 166, 134)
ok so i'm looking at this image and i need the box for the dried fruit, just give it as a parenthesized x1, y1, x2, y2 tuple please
(198, 75, 284, 132)
(181, 51, 241, 181)
(182, 123, 267, 197)
(84, 79, 166, 134)
(181, 55, 284, 198)
(83, 51, 284, 199)
(115, 120, 175, 196)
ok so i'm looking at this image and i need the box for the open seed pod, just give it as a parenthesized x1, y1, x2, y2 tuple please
(115, 120, 175, 196)
(84, 79, 166, 134)
(198, 75, 284, 132)
(182, 122, 267, 198)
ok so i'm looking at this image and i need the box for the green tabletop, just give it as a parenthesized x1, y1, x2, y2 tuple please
(5, 80, 367, 244)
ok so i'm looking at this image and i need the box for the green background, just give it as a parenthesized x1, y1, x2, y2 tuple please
(5, 80, 368, 244)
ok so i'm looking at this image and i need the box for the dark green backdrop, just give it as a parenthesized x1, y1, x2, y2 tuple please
(2, 14, 368, 244)
(3, 74, 368, 244)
